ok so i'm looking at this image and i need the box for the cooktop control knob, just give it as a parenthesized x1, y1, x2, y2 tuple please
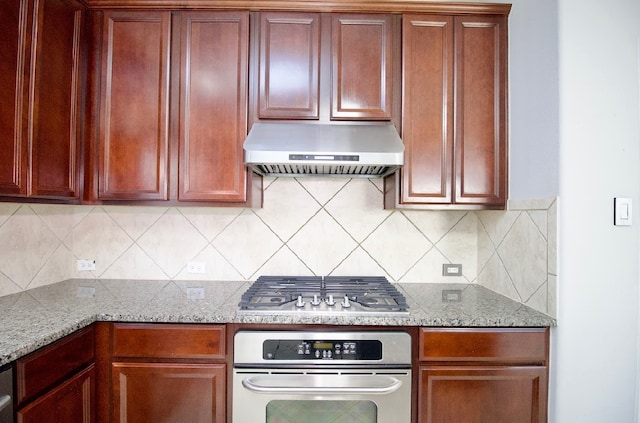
(326, 294, 335, 306)
(295, 295, 305, 308)
(311, 294, 321, 306)
(342, 295, 351, 308)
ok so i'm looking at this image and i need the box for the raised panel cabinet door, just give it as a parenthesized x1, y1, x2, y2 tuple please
(399, 14, 454, 204)
(257, 12, 320, 119)
(454, 15, 507, 206)
(0, 0, 30, 196)
(112, 363, 226, 423)
(418, 366, 548, 423)
(98, 11, 171, 200)
(177, 11, 249, 201)
(331, 13, 393, 120)
(17, 365, 95, 423)
(30, 0, 82, 198)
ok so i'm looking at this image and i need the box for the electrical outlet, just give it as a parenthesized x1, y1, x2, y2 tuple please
(442, 263, 462, 276)
(186, 287, 205, 300)
(76, 259, 96, 271)
(187, 261, 206, 274)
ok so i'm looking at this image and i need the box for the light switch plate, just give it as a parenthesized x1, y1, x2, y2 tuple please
(614, 197, 632, 226)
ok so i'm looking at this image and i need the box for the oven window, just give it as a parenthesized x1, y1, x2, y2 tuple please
(266, 400, 377, 423)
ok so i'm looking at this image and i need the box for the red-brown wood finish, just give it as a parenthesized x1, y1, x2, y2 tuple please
(385, 13, 507, 210)
(419, 366, 547, 423)
(111, 323, 225, 359)
(16, 325, 95, 405)
(17, 365, 95, 423)
(177, 11, 249, 201)
(0, 0, 82, 200)
(112, 362, 226, 423)
(400, 14, 454, 204)
(97, 10, 171, 200)
(257, 11, 320, 119)
(417, 328, 549, 423)
(454, 15, 507, 206)
(0, 0, 30, 196)
(331, 13, 393, 120)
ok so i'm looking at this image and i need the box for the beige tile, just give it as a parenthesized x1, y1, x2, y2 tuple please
(180, 207, 244, 241)
(253, 246, 313, 279)
(213, 209, 283, 278)
(477, 209, 519, 247)
(325, 179, 392, 242)
(173, 245, 243, 281)
(256, 178, 320, 241)
(100, 244, 167, 280)
(137, 209, 208, 278)
(296, 177, 350, 205)
(30, 204, 79, 240)
(0, 206, 60, 288)
(403, 210, 467, 243)
(0, 273, 21, 297)
(287, 210, 357, 275)
(30, 245, 76, 288)
(104, 206, 166, 240)
(401, 247, 462, 284)
(525, 282, 548, 314)
(331, 247, 390, 279)
(0, 203, 20, 226)
(435, 213, 479, 281)
(548, 200, 558, 275)
(362, 212, 430, 280)
(477, 253, 521, 302)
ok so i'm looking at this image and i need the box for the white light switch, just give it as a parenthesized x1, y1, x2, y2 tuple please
(614, 197, 632, 226)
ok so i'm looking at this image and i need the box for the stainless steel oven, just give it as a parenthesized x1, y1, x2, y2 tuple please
(232, 330, 412, 423)
(0, 366, 13, 423)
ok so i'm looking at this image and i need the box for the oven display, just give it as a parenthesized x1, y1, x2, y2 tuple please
(263, 339, 382, 360)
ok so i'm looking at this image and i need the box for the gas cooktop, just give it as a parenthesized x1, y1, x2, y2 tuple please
(237, 276, 409, 316)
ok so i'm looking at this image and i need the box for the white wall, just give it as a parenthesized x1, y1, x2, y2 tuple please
(553, 0, 640, 422)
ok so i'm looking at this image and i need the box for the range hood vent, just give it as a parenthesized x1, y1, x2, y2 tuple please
(243, 123, 404, 177)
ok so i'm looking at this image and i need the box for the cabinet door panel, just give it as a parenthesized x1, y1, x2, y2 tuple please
(178, 11, 248, 201)
(0, 0, 29, 195)
(419, 366, 547, 423)
(400, 15, 453, 204)
(112, 363, 225, 423)
(98, 11, 170, 200)
(17, 365, 95, 423)
(258, 12, 320, 119)
(31, 0, 82, 198)
(454, 15, 507, 206)
(331, 14, 393, 120)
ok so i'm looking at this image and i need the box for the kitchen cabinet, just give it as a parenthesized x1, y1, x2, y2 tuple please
(108, 323, 226, 423)
(385, 13, 508, 209)
(0, 0, 83, 201)
(93, 10, 259, 205)
(251, 11, 399, 123)
(15, 325, 95, 422)
(417, 328, 549, 423)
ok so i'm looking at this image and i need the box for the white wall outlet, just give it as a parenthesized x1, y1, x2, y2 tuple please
(186, 287, 205, 300)
(76, 259, 96, 271)
(442, 263, 462, 276)
(187, 261, 206, 274)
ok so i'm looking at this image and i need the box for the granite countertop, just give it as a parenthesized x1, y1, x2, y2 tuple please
(0, 278, 556, 366)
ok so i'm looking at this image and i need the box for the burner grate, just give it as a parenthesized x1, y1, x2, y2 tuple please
(238, 275, 408, 312)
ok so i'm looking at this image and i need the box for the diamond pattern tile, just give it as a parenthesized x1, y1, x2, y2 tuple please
(287, 209, 357, 275)
(362, 212, 430, 281)
(105, 206, 166, 240)
(435, 213, 479, 281)
(180, 207, 244, 242)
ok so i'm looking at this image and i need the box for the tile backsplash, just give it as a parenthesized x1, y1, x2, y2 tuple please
(0, 177, 557, 316)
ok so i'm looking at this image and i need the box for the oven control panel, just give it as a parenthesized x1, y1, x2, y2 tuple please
(263, 339, 382, 360)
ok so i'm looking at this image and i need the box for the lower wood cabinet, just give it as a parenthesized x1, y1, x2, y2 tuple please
(106, 323, 227, 423)
(417, 328, 549, 423)
(15, 326, 95, 423)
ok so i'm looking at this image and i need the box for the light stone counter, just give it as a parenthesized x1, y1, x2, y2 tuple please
(0, 278, 555, 366)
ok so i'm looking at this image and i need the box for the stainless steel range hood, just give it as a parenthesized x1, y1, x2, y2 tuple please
(243, 122, 404, 177)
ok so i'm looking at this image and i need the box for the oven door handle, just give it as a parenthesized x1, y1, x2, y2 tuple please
(241, 374, 403, 395)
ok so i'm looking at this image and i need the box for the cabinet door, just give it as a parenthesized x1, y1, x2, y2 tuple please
(399, 14, 454, 204)
(17, 365, 95, 423)
(257, 12, 320, 119)
(331, 13, 394, 120)
(454, 15, 507, 206)
(418, 366, 548, 423)
(30, 0, 82, 198)
(0, 0, 29, 196)
(177, 11, 249, 201)
(98, 11, 171, 200)
(112, 363, 226, 423)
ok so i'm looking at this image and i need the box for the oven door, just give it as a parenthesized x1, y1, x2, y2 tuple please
(232, 368, 411, 423)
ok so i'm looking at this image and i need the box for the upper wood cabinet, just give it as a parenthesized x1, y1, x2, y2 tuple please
(93, 10, 258, 205)
(251, 11, 399, 124)
(0, 0, 83, 201)
(385, 13, 508, 209)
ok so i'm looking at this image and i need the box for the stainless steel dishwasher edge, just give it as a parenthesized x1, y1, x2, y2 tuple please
(0, 367, 13, 423)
